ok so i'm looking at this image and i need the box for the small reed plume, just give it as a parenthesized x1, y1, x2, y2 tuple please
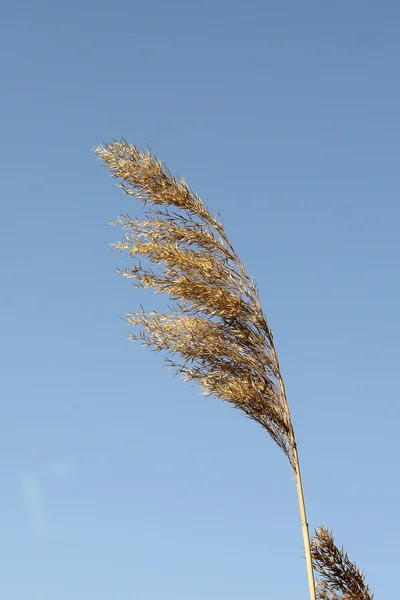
(95, 138, 316, 598)
(311, 526, 373, 600)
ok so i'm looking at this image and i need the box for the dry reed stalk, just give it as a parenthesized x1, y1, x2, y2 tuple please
(311, 526, 373, 600)
(95, 139, 318, 597)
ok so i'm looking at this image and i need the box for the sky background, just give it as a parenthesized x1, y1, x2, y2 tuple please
(1, 1, 399, 598)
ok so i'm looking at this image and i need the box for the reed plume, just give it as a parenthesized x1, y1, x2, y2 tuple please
(95, 138, 328, 599)
(311, 526, 373, 600)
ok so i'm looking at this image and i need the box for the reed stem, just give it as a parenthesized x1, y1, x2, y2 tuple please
(270, 343, 316, 600)
(293, 443, 317, 600)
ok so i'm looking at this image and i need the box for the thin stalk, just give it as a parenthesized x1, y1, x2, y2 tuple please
(270, 343, 316, 600)
(293, 443, 317, 600)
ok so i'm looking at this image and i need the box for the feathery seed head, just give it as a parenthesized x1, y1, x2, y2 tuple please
(311, 526, 374, 600)
(95, 140, 295, 465)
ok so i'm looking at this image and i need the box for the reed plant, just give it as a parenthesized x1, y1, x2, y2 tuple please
(311, 526, 373, 600)
(95, 139, 372, 600)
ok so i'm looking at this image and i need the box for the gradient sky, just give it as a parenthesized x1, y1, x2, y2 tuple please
(1, 1, 399, 599)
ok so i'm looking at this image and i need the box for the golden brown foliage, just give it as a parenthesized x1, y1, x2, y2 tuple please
(95, 140, 296, 465)
(96, 139, 372, 600)
(311, 526, 374, 600)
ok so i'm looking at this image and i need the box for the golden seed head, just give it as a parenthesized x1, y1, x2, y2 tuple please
(96, 139, 295, 463)
(311, 526, 374, 600)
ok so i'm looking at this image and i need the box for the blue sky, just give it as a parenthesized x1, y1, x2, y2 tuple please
(1, 1, 399, 598)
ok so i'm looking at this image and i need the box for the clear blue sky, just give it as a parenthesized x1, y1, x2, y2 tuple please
(1, 1, 399, 598)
